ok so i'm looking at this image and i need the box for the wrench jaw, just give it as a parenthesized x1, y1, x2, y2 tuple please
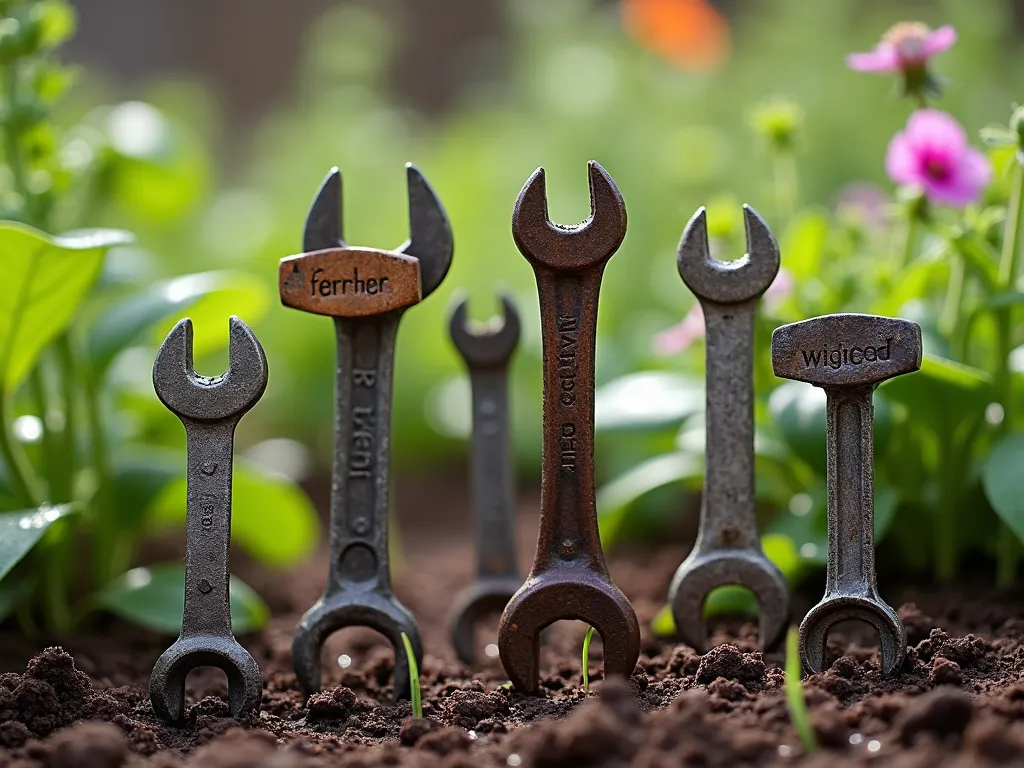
(799, 595, 907, 678)
(497, 573, 641, 695)
(448, 293, 522, 368)
(291, 593, 424, 701)
(676, 205, 780, 305)
(149, 636, 262, 723)
(303, 168, 347, 253)
(397, 164, 454, 300)
(450, 576, 525, 666)
(152, 317, 269, 423)
(511, 162, 627, 273)
(668, 548, 789, 652)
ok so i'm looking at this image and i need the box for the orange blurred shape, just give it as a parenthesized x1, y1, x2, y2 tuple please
(623, 0, 730, 70)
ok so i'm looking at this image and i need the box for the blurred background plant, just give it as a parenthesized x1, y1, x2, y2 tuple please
(4, 0, 1024, 636)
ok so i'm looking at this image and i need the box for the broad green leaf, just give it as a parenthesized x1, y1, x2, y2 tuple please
(767, 381, 826, 474)
(982, 433, 1024, 544)
(86, 271, 269, 378)
(0, 575, 33, 625)
(111, 449, 181, 532)
(882, 355, 991, 434)
(597, 452, 703, 546)
(0, 225, 131, 393)
(951, 233, 998, 290)
(874, 485, 899, 541)
(97, 564, 268, 635)
(780, 209, 828, 279)
(595, 372, 704, 432)
(0, 504, 77, 582)
(151, 272, 269, 360)
(148, 463, 318, 566)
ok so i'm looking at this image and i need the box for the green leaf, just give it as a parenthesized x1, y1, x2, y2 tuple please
(85, 271, 268, 378)
(0, 575, 34, 625)
(151, 272, 269, 360)
(767, 381, 826, 474)
(982, 433, 1024, 543)
(651, 604, 675, 637)
(36, 0, 76, 48)
(111, 449, 181, 532)
(597, 452, 703, 546)
(882, 355, 992, 433)
(951, 233, 999, 290)
(0, 504, 77, 582)
(97, 564, 268, 635)
(0, 224, 131, 394)
(595, 372, 704, 432)
(780, 209, 828, 279)
(148, 463, 318, 567)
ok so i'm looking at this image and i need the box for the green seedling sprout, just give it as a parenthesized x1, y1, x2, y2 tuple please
(582, 626, 595, 693)
(785, 626, 818, 755)
(401, 631, 422, 718)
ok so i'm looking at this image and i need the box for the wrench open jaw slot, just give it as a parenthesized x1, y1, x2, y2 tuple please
(773, 314, 921, 678)
(448, 294, 525, 666)
(149, 317, 267, 723)
(500, 162, 640, 693)
(668, 204, 789, 652)
(283, 164, 452, 699)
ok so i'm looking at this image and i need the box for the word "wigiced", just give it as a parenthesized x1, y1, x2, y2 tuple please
(311, 267, 390, 297)
(800, 338, 892, 369)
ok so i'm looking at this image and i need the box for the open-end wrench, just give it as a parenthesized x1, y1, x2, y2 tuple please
(772, 313, 920, 677)
(280, 165, 452, 700)
(498, 161, 640, 694)
(149, 316, 268, 723)
(668, 206, 789, 652)
(448, 293, 523, 666)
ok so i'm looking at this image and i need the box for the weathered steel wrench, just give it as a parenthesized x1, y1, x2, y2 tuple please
(668, 206, 789, 652)
(280, 165, 453, 699)
(498, 162, 640, 694)
(448, 293, 523, 665)
(773, 313, 919, 677)
(149, 316, 268, 722)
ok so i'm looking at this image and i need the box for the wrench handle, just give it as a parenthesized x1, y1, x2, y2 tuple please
(695, 301, 760, 552)
(468, 366, 518, 579)
(325, 313, 400, 596)
(181, 419, 238, 639)
(531, 266, 608, 575)
(823, 385, 878, 597)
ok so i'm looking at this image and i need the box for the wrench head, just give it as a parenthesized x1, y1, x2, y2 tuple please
(302, 164, 453, 300)
(668, 548, 789, 652)
(799, 594, 907, 678)
(497, 570, 640, 694)
(152, 317, 268, 423)
(511, 161, 627, 272)
(448, 292, 521, 369)
(450, 575, 524, 666)
(149, 635, 262, 722)
(677, 205, 780, 305)
(292, 592, 423, 700)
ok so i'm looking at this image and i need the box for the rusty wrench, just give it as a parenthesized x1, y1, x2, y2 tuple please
(668, 206, 789, 652)
(280, 166, 453, 699)
(772, 313, 919, 677)
(498, 162, 640, 694)
(448, 293, 523, 665)
(149, 316, 268, 722)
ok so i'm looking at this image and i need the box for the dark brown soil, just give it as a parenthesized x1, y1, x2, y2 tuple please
(1, 478, 1024, 767)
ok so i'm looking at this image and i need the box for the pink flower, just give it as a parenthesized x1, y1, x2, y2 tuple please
(885, 109, 991, 207)
(847, 22, 956, 73)
(653, 269, 793, 356)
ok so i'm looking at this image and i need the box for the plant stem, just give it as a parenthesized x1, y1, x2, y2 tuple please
(0, 390, 43, 508)
(935, 436, 958, 582)
(899, 215, 919, 270)
(940, 251, 964, 340)
(772, 150, 799, 222)
(53, 337, 76, 501)
(85, 374, 115, 585)
(994, 157, 1024, 585)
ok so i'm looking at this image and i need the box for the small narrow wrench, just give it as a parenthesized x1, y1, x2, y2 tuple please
(280, 165, 453, 699)
(668, 206, 789, 652)
(772, 313, 920, 677)
(448, 293, 523, 665)
(498, 162, 640, 694)
(149, 316, 268, 722)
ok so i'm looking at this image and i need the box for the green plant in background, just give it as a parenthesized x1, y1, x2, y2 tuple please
(581, 625, 595, 693)
(784, 626, 818, 755)
(0, 0, 317, 634)
(401, 631, 423, 719)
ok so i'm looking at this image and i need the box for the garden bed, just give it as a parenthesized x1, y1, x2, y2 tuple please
(0, 480, 1022, 767)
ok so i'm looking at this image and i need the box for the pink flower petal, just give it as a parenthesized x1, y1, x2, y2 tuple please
(846, 47, 900, 72)
(922, 25, 957, 57)
(652, 306, 705, 356)
(905, 109, 966, 154)
(885, 131, 918, 186)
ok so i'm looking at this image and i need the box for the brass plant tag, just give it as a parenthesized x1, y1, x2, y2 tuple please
(279, 247, 421, 318)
